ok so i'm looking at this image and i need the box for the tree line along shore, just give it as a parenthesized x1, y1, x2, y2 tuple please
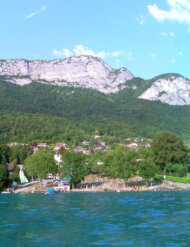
(0, 131, 190, 193)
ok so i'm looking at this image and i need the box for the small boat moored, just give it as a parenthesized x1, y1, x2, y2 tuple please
(46, 188, 60, 194)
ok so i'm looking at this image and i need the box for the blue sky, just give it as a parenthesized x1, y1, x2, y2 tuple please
(1, 0, 190, 79)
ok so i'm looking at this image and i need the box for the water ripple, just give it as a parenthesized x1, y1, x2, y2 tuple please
(1, 191, 190, 246)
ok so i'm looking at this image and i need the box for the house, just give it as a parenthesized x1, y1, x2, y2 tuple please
(31, 146, 39, 153)
(126, 143, 138, 149)
(82, 150, 91, 155)
(94, 135, 101, 139)
(82, 140, 89, 146)
(94, 145, 103, 151)
(7, 163, 14, 175)
(145, 143, 151, 149)
(100, 141, 106, 146)
(131, 143, 138, 148)
(47, 173, 54, 180)
(54, 143, 67, 151)
(74, 146, 85, 152)
(37, 142, 48, 148)
(136, 159, 144, 163)
(97, 161, 104, 165)
(126, 143, 133, 148)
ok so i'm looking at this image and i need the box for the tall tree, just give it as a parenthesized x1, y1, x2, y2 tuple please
(151, 132, 189, 174)
(24, 150, 57, 181)
(0, 144, 10, 164)
(103, 146, 137, 178)
(138, 147, 156, 186)
(60, 150, 87, 187)
(0, 145, 9, 191)
(10, 145, 32, 164)
(0, 162, 8, 191)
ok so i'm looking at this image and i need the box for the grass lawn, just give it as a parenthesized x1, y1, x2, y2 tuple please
(155, 174, 190, 184)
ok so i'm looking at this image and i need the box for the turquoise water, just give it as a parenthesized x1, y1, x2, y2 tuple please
(1, 192, 190, 247)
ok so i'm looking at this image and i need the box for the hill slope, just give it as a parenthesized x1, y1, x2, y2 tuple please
(1, 77, 190, 143)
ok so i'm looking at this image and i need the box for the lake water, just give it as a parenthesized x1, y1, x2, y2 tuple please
(1, 191, 190, 246)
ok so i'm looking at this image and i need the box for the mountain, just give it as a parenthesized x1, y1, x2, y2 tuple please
(1, 56, 190, 105)
(0, 56, 134, 94)
(1, 56, 190, 143)
(138, 74, 190, 105)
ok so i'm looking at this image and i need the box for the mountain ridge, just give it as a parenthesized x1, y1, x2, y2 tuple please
(0, 55, 134, 94)
(1, 56, 190, 105)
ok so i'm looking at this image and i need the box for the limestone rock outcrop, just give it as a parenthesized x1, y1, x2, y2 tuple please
(138, 75, 190, 105)
(0, 56, 134, 94)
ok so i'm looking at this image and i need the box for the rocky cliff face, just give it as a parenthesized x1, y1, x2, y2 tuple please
(138, 75, 190, 105)
(1, 57, 190, 105)
(0, 56, 134, 94)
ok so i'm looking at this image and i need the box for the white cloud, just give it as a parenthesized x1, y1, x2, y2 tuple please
(178, 51, 183, 56)
(26, 5, 46, 19)
(53, 49, 73, 57)
(171, 58, 176, 62)
(150, 52, 157, 58)
(168, 0, 190, 10)
(160, 31, 175, 36)
(148, 1, 190, 24)
(72, 45, 106, 59)
(111, 51, 124, 57)
(26, 12, 36, 19)
(136, 15, 146, 25)
(52, 45, 133, 61)
(188, 27, 190, 32)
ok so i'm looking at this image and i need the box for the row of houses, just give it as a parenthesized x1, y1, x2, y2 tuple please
(31, 142, 67, 153)
(9, 138, 151, 156)
(126, 143, 151, 149)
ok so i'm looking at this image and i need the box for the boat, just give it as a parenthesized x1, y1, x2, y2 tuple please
(46, 188, 60, 194)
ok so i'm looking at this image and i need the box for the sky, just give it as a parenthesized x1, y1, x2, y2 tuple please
(0, 0, 190, 79)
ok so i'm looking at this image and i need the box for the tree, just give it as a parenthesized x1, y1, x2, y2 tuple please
(60, 150, 87, 187)
(152, 132, 189, 174)
(9, 165, 20, 182)
(138, 147, 156, 186)
(0, 145, 10, 191)
(86, 151, 104, 175)
(10, 145, 32, 164)
(139, 160, 155, 187)
(24, 150, 57, 181)
(0, 164, 8, 191)
(0, 145, 10, 164)
(103, 146, 138, 178)
(166, 163, 188, 177)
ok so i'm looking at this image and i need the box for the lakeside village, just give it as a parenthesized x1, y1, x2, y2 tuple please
(1, 131, 190, 194)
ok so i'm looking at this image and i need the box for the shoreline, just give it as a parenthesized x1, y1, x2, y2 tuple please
(4, 182, 190, 194)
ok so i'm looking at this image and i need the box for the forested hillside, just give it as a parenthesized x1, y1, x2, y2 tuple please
(1, 77, 190, 143)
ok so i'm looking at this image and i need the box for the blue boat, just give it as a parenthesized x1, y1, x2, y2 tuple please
(46, 188, 60, 194)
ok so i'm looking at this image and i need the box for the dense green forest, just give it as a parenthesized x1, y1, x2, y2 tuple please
(1, 75, 190, 143)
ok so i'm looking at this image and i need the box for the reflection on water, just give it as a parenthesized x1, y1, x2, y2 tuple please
(1, 192, 190, 246)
